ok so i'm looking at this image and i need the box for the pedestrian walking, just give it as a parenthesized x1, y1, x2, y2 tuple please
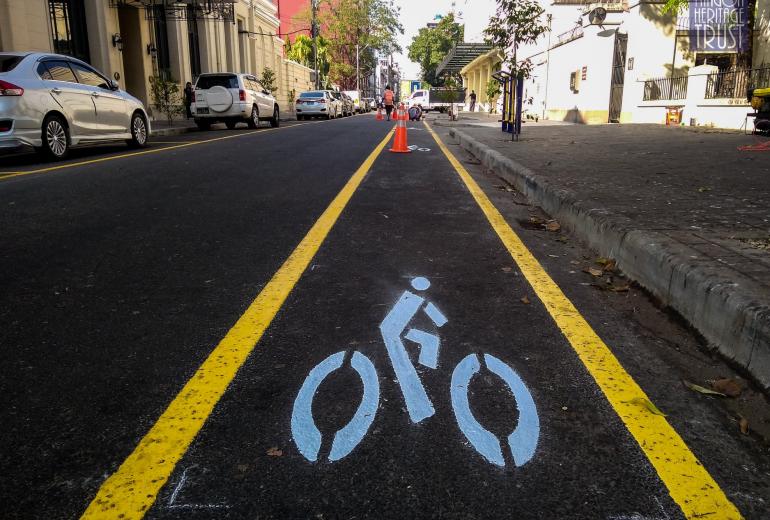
(469, 90, 477, 112)
(383, 85, 395, 121)
(184, 81, 193, 119)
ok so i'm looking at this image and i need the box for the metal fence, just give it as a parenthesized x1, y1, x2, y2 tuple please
(705, 68, 770, 99)
(643, 75, 688, 101)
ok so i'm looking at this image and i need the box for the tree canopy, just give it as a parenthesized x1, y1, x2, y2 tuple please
(407, 13, 464, 86)
(484, 0, 547, 79)
(292, 0, 404, 89)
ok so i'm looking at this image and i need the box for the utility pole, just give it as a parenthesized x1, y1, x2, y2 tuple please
(356, 44, 360, 91)
(312, 0, 319, 89)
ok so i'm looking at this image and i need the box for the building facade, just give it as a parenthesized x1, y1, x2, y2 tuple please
(0, 0, 314, 118)
(517, 0, 770, 128)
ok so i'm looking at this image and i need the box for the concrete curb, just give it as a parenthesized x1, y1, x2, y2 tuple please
(449, 127, 770, 391)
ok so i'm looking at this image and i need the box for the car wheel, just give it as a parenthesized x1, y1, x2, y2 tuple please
(195, 119, 211, 131)
(127, 112, 148, 148)
(226, 121, 237, 130)
(247, 105, 259, 129)
(40, 114, 69, 160)
(270, 106, 279, 128)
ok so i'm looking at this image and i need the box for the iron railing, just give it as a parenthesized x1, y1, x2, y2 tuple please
(643, 75, 688, 101)
(705, 68, 770, 99)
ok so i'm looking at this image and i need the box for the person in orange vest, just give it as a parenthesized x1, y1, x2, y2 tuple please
(383, 85, 395, 121)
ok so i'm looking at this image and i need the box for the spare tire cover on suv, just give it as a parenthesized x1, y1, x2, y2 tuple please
(207, 86, 234, 113)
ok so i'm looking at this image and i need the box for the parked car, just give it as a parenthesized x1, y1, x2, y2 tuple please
(363, 98, 376, 112)
(296, 90, 339, 120)
(333, 91, 354, 117)
(0, 52, 149, 160)
(192, 72, 279, 130)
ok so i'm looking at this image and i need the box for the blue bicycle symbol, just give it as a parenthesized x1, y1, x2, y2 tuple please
(291, 277, 540, 467)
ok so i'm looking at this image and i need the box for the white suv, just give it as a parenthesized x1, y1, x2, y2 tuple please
(192, 73, 279, 130)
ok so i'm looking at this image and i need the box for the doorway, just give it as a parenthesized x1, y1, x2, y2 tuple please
(608, 32, 627, 123)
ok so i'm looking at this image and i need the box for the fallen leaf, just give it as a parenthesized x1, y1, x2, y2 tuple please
(501, 267, 513, 273)
(545, 220, 561, 232)
(712, 378, 742, 397)
(595, 257, 613, 266)
(626, 397, 667, 416)
(683, 380, 727, 397)
(520, 296, 531, 305)
(609, 284, 630, 292)
(266, 447, 283, 457)
(584, 267, 604, 277)
(697, 186, 713, 193)
(739, 417, 749, 435)
(556, 236, 569, 243)
(529, 216, 545, 226)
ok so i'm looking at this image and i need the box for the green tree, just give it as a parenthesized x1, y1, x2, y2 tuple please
(484, 0, 547, 80)
(486, 78, 501, 114)
(149, 75, 183, 126)
(286, 34, 332, 88)
(407, 13, 464, 86)
(293, 0, 403, 89)
(260, 66, 278, 95)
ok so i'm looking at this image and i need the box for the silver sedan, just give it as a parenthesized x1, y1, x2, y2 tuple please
(0, 52, 150, 160)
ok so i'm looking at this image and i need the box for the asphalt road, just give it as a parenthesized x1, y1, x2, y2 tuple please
(0, 114, 768, 519)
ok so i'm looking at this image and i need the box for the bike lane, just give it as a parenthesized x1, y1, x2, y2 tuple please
(102, 121, 739, 519)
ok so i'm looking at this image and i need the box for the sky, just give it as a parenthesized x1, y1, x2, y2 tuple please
(392, 0, 498, 80)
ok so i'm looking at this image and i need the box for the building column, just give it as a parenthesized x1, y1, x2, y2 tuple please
(84, 0, 122, 81)
(168, 18, 192, 84)
(0, 0, 51, 53)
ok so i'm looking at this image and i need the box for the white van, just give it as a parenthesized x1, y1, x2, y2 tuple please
(343, 90, 363, 113)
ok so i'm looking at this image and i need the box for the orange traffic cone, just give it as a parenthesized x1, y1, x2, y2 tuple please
(376, 105, 384, 121)
(389, 109, 411, 153)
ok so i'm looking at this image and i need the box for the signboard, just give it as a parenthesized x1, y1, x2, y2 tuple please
(688, 0, 749, 52)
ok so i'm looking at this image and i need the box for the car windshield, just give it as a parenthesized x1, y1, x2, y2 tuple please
(300, 91, 324, 98)
(196, 75, 238, 89)
(0, 54, 24, 73)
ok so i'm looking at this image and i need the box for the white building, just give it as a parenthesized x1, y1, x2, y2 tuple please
(517, 0, 769, 128)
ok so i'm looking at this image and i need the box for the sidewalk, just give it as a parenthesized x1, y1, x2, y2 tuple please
(439, 115, 770, 390)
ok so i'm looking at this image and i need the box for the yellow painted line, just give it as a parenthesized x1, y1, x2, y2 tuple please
(80, 128, 395, 520)
(0, 119, 327, 181)
(425, 122, 742, 520)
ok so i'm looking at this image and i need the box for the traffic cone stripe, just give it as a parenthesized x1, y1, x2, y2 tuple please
(389, 107, 411, 153)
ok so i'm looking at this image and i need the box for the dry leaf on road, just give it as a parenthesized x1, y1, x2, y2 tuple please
(712, 378, 743, 398)
(739, 417, 749, 435)
(626, 397, 667, 416)
(521, 296, 531, 305)
(683, 380, 727, 397)
(545, 220, 561, 232)
(266, 447, 283, 457)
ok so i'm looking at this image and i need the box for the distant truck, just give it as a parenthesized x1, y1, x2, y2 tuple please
(405, 88, 466, 113)
(342, 90, 363, 113)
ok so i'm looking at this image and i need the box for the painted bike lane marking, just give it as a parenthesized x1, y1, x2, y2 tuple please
(290, 275, 540, 467)
(425, 122, 742, 520)
(79, 128, 395, 520)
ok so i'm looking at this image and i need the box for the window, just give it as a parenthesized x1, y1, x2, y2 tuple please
(48, 0, 90, 63)
(43, 60, 77, 83)
(152, 5, 171, 77)
(195, 75, 239, 89)
(300, 91, 325, 98)
(70, 62, 110, 89)
(36, 62, 53, 80)
(0, 54, 23, 73)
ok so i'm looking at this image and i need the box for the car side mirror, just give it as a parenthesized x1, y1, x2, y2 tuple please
(109, 79, 120, 91)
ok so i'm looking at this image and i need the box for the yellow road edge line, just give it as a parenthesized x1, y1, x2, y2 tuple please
(425, 122, 742, 520)
(0, 119, 323, 181)
(80, 128, 395, 520)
